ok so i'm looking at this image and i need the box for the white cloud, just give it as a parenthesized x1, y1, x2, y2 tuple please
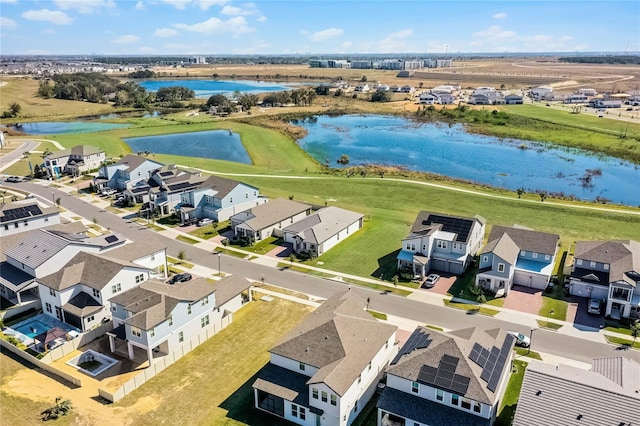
(53, 0, 116, 14)
(311, 28, 343, 42)
(493, 12, 507, 19)
(378, 28, 414, 52)
(24, 49, 53, 55)
(42, 28, 56, 35)
(161, 0, 227, 10)
(162, 0, 191, 10)
(257, 16, 266, 22)
(173, 16, 255, 36)
(471, 25, 581, 52)
(0, 17, 18, 30)
(114, 34, 140, 44)
(0, 0, 19, 3)
(135, 1, 145, 10)
(573, 44, 588, 51)
(220, 3, 259, 16)
(153, 27, 179, 37)
(139, 46, 158, 54)
(300, 30, 310, 35)
(471, 25, 517, 46)
(195, 0, 228, 10)
(22, 9, 73, 25)
(340, 41, 352, 50)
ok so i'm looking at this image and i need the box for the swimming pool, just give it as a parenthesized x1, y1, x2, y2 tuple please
(13, 319, 50, 338)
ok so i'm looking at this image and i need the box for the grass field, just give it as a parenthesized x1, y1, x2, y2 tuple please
(496, 359, 527, 426)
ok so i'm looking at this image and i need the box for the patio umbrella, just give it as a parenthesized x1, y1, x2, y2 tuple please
(34, 327, 67, 350)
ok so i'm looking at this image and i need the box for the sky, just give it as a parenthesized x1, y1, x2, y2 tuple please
(1, 0, 639, 56)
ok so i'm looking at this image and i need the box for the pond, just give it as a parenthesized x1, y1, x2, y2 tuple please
(138, 79, 293, 98)
(8, 121, 131, 135)
(124, 130, 252, 164)
(295, 115, 640, 206)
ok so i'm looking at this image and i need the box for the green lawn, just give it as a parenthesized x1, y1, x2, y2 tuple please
(443, 299, 500, 316)
(166, 256, 195, 269)
(188, 224, 225, 240)
(513, 347, 543, 360)
(237, 236, 283, 255)
(367, 310, 388, 320)
(604, 335, 640, 349)
(175, 235, 199, 245)
(496, 359, 527, 426)
(538, 296, 568, 321)
(536, 320, 563, 331)
(116, 298, 313, 425)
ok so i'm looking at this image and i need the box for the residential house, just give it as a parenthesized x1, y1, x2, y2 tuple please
(468, 94, 491, 105)
(504, 94, 524, 104)
(419, 91, 455, 105)
(564, 94, 589, 104)
(283, 206, 363, 257)
(36, 252, 151, 332)
(103, 238, 168, 280)
(253, 291, 398, 426)
(476, 226, 559, 296)
(378, 326, 515, 426)
(230, 198, 312, 242)
(529, 86, 553, 101)
(177, 175, 266, 224)
(513, 357, 640, 426)
(44, 145, 105, 178)
(400, 85, 414, 93)
(568, 240, 640, 319)
(0, 199, 60, 237)
(419, 92, 438, 105)
(147, 165, 205, 215)
(108, 275, 252, 364)
(397, 212, 486, 278)
(354, 83, 370, 93)
(94, 154, 163, 191)
(576, 88, 597, 96)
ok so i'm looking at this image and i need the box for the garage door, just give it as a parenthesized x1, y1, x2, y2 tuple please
(432, 259, 447, 272)
(570, 281, 608, 300)
(514, 271, 547, 289)
(449, 261, 464, 275)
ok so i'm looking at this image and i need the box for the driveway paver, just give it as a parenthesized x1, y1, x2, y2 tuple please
(503, 285, 543, 315)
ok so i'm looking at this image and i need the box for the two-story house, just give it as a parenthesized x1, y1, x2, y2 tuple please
(568, 240, 640, 319)
(0, 199, 60, 237)
(107, 275, 252, 364)
(476, 226, 559, 296)
(44, 145, 106, 178)
(253, 291, 398, 426)
(231, 198, 312, 242)
(377, 326, 515, 426)
(397, 212, 486, 278)
(177, 175, 266, 224)
(94, 154, 163, 191)
(36, 252, 151, 332)
(147, 165, 205, 216)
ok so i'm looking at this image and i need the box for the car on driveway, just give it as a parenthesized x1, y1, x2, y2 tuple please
(422, 274, 440, 288)
(506, 330, 531, 347)
(169, 273, 192, 284)
(588, 298, 602, 315)
(6, 176, 22, 183)
(197, 218, 213, 227)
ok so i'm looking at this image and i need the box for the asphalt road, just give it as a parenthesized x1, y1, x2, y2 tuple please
(7, 180, 640, 365)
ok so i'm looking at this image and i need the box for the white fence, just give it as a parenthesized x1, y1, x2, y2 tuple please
(98, 314, 233, 402)
(40, 321, 113, 364)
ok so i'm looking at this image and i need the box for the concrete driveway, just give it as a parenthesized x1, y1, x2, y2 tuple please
(569, 297, 604, 330)
(503, 285, 543, 315)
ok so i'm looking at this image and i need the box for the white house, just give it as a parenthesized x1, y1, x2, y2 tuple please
(354, 83, 371, 93)
(283, 206, 364, 257)
(419, 92, 438, 105)
(0, 199, 60, 237)
(177, 175, 267, 224)
(108, 275, 252, 364)
(44, 145, 105, 178)
(576, 88, 597, 96)
(377, 326, 515, 426)
(504, 94, 524, 104)
(230, 198, 312, 242)
(476, 226, 559, 296)
(397, 212, 486, 277)
(94, 154, 164, 191)
(530, 86, 553, 101)
(568, 240, 640, 319)
(148, 165, 205, 215)
(36, 252, 151, 332)
(253, 291, 398, 426)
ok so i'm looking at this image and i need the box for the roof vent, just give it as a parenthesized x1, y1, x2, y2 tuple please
(536, 390, 542, 396)
(577, 414, 583, 420)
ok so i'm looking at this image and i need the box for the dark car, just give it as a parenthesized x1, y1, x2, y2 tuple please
(169, 273, 192, 284)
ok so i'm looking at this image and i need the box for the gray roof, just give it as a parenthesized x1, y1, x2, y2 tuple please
(378, 386, 490, 426)
(387, 326, 513, 405)
(211, 274, 251, 307)
(574, 240, 640, 285)
(0, 200, 58, 224)
(591, 356, 640, 392)
(485, 225, 559, 256)
(269, 291, 396, 396)
(409, 211, 485, 243)
(480, 232, 519, 264)
(513, 359, 640, 426)
(232, 198, 310, 232)
(0, 221, 86, 263)
(282, 206, 363, 246)
(62, 292, 103, 317)
(0, 262, 36, 292)
(113, 278, 216, 330)
(104, 239, 166, 263)
(115, 154, 162, 173)
(46, 145, 104, 160)
(38, 252, 145, 291)
(253, 363, 312, 407)
(196, 175, 255, 199)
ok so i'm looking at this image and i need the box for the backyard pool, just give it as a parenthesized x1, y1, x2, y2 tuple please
(66, 349, 118, 377)
(13, 319, 50, 338)
(6, 313, 79, 346)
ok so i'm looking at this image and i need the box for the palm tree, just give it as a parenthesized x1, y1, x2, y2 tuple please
(41, 397, 72, 421)
(517, 188, 524, 199)
(631, 320, 640, 343)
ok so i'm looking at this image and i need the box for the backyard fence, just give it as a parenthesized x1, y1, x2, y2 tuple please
(98, 314, 233, 403)
(40, 321, 112, 364)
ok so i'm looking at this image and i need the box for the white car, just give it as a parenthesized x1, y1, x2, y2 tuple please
(588, 299, 602, 315)
(197, 218, 213, 227)
(423, 274, 440, 288)
(506, 330, 530, 347)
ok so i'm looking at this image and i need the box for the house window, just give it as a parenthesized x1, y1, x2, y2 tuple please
(112, 283, 121, 294)
(188, 305, 192, 315)
(532, 253, 538, 259)
(201, 315, 209, 328)
(291, 404, 298, 418)
(411, 381, 419, 393)
(482, 256, 488, 263)
(545, 254, 550, 261)
(604, 264, 609, 270)
(150, 328, 155, 337)
(357, 374, 361, 384)
(87, 315, 94, 322)
(330, 394, 337, 406)
(44, 217, 49, 222)
(451, 394, 459, 406)
(521, 251, 526, 256)
(577, 259, 582, 266)
(411, 244, 416, 251)
(422, 244, 426, 251)
(498, 263, 505, 272)
(437, 241, 447, 249)
(436, 389, 444, 401)
(23, 220, 28, 226)
(354, 399, 358, 413)
(321, 391, 328, 402)
(93, 289, 100, 298)
(135, 274, 144, 283)
(202, 296, 209, 306)
(230, 198, 233, 203)
(45, 303, 52, 313)
(312, 388, 318, 399)
(368, 361, 372, 371)
(151, 254, 155, 261)
(473, 402, 481, 413)
(49, 288, 56, 296)
(406, 244, 410, 250)
(168, 316, 173, 326)
(112, 306, 117, 312)
(461, 399, 471, 410)
(590, 261, 596, 268)
(299, 407, 306, 421)
(14, 223, 18, 228)
(299, 362, 305, 371)
(3, 224, 8, 230)
(178, 331, 184, 342)
(131, 327, 141, 337)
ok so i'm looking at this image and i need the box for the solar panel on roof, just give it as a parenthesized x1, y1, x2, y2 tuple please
(105, 235, 119, 243)
(1, 205, 43, 222)
(451, 376, 471, 395)
(469, 343, 483, 365)
(425, 214, 474, 242)
(487, 373, 501, 392)
(391, 328, 432, 364)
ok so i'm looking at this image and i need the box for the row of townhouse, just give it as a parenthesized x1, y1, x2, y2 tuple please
(310, 59, 451, 70)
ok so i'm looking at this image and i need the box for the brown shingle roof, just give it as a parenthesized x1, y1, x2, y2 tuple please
(197, 175, 255, 199)
(211, 275, 251, 306)
(574, 240, 640, 284)
(232, 198, 310, 232)
(282, 206, 363, 245)
(486, 225, 559, 255)
(105, 239, 166, 263)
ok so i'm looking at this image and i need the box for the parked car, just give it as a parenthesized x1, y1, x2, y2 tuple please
(169, 273, 192, 284)
(588, 298, 602, 315)
(197, 218, 213, 227)
(101, 188, 116, 197)
(423, 274, 440, 288)
(506, 330, 531, 347)
(6, 176, 22, 183)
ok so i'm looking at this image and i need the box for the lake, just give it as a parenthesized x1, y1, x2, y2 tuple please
(139, 80, 292, 98)
(8, 121, 131, 135)
(295, 115, 640, 206)
(124, 130, 251, 164)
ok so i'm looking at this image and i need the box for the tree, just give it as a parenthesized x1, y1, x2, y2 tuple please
(177, 249, 186, 263)
(337, 154, 350, 165)
(55, 197, 61, 206)
(371, 91, 392, 102)
(539, 192, 547, 202)
(38, 80, 54, 98)
(631, 319, 640, 342)
(41, 397, 73, 421)
(517, 188, 524, 199)
(9, 102, 22, 117)
(360, 75, 368, 82)
(237, 93, 259, 111)
(288, 253, 296, 266)
(41, 149, 53, 158)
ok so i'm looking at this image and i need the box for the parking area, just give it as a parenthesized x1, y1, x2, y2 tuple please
(424, 272, 457, 296)
(503, 285, 543, 315)
(569, 297, 604, 329)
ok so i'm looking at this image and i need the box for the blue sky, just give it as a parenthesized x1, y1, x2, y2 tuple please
(1, 1, 638, 55)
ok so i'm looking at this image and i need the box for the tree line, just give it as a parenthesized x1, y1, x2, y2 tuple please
(558, 55, 640, 65)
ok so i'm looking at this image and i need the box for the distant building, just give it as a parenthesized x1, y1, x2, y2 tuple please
(44, 145, 106, 178)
